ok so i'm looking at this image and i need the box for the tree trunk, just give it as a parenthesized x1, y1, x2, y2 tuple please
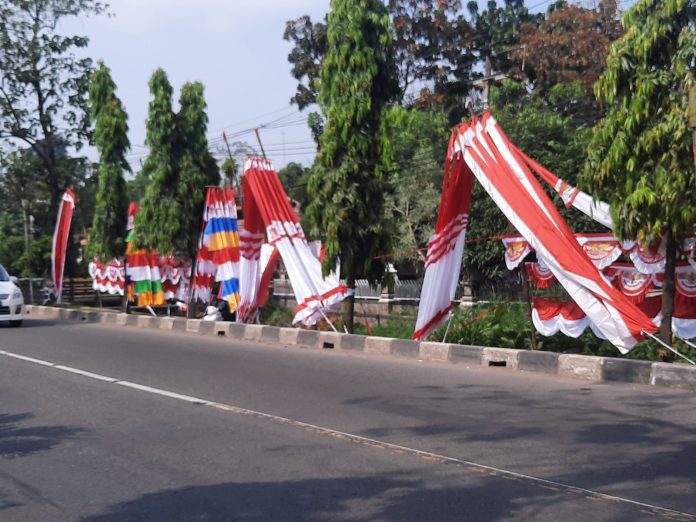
(660, 232, 678, 352)
(342, 272, 356, 334)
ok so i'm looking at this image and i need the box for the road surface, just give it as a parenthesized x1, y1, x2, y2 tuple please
(0, 318, 695, 521)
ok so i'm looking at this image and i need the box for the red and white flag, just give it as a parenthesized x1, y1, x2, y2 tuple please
(52, 188, 76, 304)
(240, 157, 351, 325)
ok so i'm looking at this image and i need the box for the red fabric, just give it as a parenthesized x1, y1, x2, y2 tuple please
(470, 115, 657, 344)
(525, 262, 556, 288)
(533, 298, 586, 321)
(52, 188, 76, 303)
(257, 247, 280, 309)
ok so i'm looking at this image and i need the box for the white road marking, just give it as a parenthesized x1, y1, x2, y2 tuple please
(1, 348, 694, 521)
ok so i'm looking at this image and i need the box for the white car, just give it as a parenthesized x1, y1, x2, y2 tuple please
(0, 263, 23, 327)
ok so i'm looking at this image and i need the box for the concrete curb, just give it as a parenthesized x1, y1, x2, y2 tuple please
(23, 305, 696, 392)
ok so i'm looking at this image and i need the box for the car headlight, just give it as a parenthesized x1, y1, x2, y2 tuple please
(12, 291, 22, 300)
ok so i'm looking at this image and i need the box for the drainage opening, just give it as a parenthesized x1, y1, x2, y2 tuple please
(217, 331, 226, 337)
(323, 342, 335, 349)
(80, 316, 87, 321)
(488, 360, 507, 367)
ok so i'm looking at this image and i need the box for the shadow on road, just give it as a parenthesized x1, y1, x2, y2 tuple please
(0, 412, 86, 459)
(77, 475, 529, 522)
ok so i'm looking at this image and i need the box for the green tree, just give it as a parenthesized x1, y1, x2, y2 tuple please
(176, 81, 220, 260)
(87, 61, 130, 260)
(581, 0, 696, 344)
(0, 0, 107, 216)
(134, 69, 180, 253)
(307, 0, 399, 332)
(383, 107, 448, 271)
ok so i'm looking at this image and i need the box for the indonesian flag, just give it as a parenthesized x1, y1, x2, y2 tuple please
(463, 114, 657, 351)
(413, 134, 473, 340)
(52, 188, 76, 304)
(240, 157, 351, 325)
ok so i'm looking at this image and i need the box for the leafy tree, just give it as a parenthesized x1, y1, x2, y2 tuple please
(134, 69, 180, 253)
(580, 0, 695, 344)
(388, 0, 476, 107)
(383, 107, 448, 271)
(283, 15, 328, 110)
(467, 0, 540, 79)
(87, 61, 130, 261)
(0, 0, 107, 215)
(514, 1, 622, 94)
(135, 71, 219, 266)
(306, 0, 399, 332)
(284, 1, 477, 116)
(175, 81, 220, 259)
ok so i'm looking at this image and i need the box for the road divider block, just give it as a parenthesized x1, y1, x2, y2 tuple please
(482, 347, 519, 369)
(296, 330, 320, 348)
(278, 327, 299, 346)
(518, 351, 559, 374)
(602, 358, 652, 385)
(24, 305, 696, 391)
(391, 339, 420, 358)
(558, 354, 603, 381)
(450, 345, 484, 365)
(337, 334, 365, 352)
(419, 342, 451, 362)
(364, 337, 391, 356)
(650, 363, 696, 391)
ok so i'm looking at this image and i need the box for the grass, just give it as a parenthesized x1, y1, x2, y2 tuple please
(258, 298, 696, 363)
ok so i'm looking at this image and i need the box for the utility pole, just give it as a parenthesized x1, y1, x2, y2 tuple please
(472, 56, 508, 110)
(254, 128, 268, 160)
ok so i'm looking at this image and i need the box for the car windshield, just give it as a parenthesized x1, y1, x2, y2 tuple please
(0, 264, 9, 282)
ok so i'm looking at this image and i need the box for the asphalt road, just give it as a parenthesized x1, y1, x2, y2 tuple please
(0, 318, 695, 521)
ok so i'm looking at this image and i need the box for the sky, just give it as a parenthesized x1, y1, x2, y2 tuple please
(66, 0, 331, 172)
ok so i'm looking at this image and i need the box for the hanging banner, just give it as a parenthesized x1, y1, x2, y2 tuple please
(240, 157, 351, 325)
(51, 188, 77, 304)
(460, 114, 656, 351)
(125, 203, 165, 307)
(532, 298, 590, 338)
(621, 238, 667, 274)
(201, 187, 241, 312)
(524, 262, 556, 288)
(575, 234, 622, 270)
(512, 145, 614, 229)
(88, 258, 125, 295)
(413, 134, 474, 340)
(604, 263, 657, 304)
(502, 236, 532, 270)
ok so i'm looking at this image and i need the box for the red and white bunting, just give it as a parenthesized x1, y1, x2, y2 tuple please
(51, 188, 76, 304)
(88, 258, 125, 295)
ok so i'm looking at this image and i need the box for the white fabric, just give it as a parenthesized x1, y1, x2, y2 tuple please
(532, 308, 590, 338)
(413, 214, 468, 339)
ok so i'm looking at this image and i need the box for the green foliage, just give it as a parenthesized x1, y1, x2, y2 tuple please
(134, 69, 181, 253)
(0, 0, 107, 215)
(581, 0, 695, 244)
(0, 234, 52, 277)
(307, 0, 400, 284)
(87, 61, 130, 260)
(176, 81, 220, 257)
(135, 73, 219, 258)
(383, 107, 449, 271)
